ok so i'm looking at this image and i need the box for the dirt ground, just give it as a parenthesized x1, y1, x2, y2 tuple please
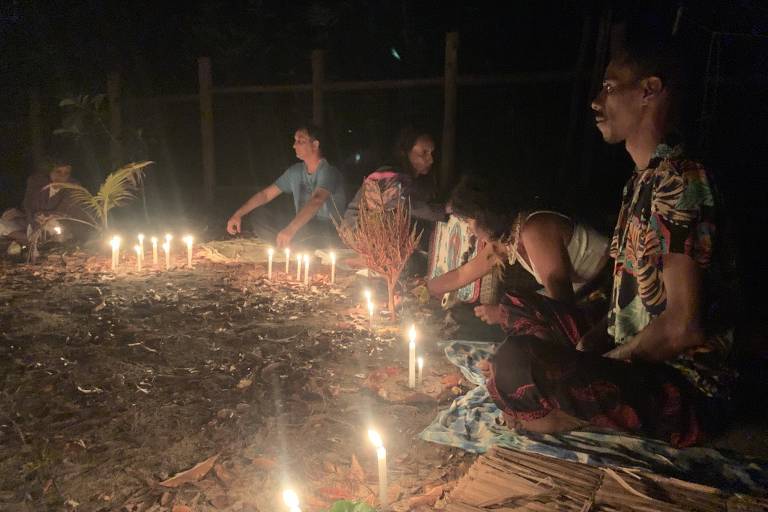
(2, 242, 767, 512)
(0, 244, 477, 512)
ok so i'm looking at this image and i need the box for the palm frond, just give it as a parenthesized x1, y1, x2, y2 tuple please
(94, 161, 153, 226)
(47, 182, 100, 224)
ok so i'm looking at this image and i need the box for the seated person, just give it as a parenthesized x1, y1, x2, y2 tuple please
(428, 175, 610, 326)
(343, 127, 445, 228)
(226, 124, 346, 249)
(1, 156, 82, 253)
(488, 27, 737, 447)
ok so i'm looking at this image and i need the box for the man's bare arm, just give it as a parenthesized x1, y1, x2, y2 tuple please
(276, 188, 331, 247)
(227, 184, 282, 234)
(605, 252, 705, 362)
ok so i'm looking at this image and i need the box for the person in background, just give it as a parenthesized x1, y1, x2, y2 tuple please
(0, 156, 82, 255)
(226, 124, 346, 249)
(428, 174, 609, 325)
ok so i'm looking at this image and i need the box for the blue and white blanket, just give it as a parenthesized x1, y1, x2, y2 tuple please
(419, 340, 768, 495)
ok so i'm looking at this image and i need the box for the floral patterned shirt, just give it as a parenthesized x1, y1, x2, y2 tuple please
(608, 143, 736, 398)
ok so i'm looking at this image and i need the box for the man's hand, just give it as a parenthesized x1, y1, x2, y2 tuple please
(276, 227, 296, 248)
(474, 304, 504, 325)
(226, 215, 242, 235)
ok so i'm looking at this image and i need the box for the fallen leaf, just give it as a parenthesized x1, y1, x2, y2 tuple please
(171, 506, 192, 512)
(160, 454, 219, 488)
(214, 464, 235, 486)
(407, 484, 445, 508)
(236, 376, 253, 389)
(250, 456, 276, 470)
(160, 492, 172, 506)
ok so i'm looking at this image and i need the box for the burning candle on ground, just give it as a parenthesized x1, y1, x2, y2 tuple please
(53, 226, 62, 235)
(138, 233, 145, 265)
(367, 300, 374, 332)
(162, 241, 170, 270)
(303, 253, 310, 285)
(282, 488, 301, 512)
(266, 247, 274, 279)
(330, 251, 336, 284)
(364, 288, 372, 303)
(296, 253, 302, 280)
(417, 356, 424, 387)
(164, 234, 173, 265)
(284, 248, 291, 274)
(134, 245, 142, 272)
(183, 235, 194, 268)
(408, 324, 417, 389)
(151, 237, 158, 266)
(368, 429, 388, 508)
(110, 235, 121, 272)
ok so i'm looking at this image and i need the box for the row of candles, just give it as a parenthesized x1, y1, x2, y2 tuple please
(265, 247, 336, 285)
(108, 234, 193, 272)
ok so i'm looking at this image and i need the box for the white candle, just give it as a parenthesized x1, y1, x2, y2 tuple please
(162, 241, 170, 270)
(266, 247, 273, 279)
(134, 245, 142, 272)
(53, 226, 62, 235)
(110, 236, 121, 272)
(138, 233, 145, 265)
(367, 300, 374, 332)
(284, 248, 290, 274)
(364, 289, 372, 303)
(296, 253, 302, 280)
(183, 235, 194, 268)
(303, 254, 310, 285)
(408, 325, 417, 389)
(330, 251, 336, 284)
(282, 489, 301, 512)
(368, 429, 388, 508)
(417, 356, 424, 387)
(151, 237, 158, 266)
(164, 234, 173, 266)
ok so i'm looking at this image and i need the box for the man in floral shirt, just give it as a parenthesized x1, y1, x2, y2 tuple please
(487, 28, 736, 446)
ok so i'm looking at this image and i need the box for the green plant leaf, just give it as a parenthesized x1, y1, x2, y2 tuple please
(58, 98, 77, 107)
(326, 500, 377, 512)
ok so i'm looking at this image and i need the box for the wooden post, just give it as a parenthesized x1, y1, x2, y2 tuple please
(441, 32, 459, 194)
(107, 71, 123, 167)
(29, 88, 44, 172)
(198, 57, 216, 207)
(311, 49, 325, 127)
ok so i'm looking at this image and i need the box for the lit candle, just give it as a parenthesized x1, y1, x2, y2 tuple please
(110, 235, 121, 272)
(296, 253, 302, 280)
(330, 251, 336, 284)
(364, 289, 372, 303)
(408, 325, 417, 389)
(303, 254, 310, 285)
(162, 241, 170, 270)
(417, 356, 424, 387)
(134, 245, 142, 272)
(284, 248, 290, 274)
(367, 300, 374, 332)
(282, 489, 301, 512)
(164, 234, 173, 266)
(182, 235, 193, 268)
(266, 247, 274, 279)
(53, 226, 62, 235)
(151, 237, 158, 266)
(138, 233, 145, 265)
(368, 429, 388, 509)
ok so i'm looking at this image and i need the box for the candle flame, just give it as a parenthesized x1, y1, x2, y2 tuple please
(368, 429, 383, 448)
(53, 226, 62, 235)
(296, 253, 302, 262)
(110, 236, 121, 249)
(408, 324, 416, 343)
(303, 254, 309, 264)
(417, 356, 424, 370)
(164, 233, 173, 243)
(162, 242, 170, 252)
(284, 248, 290, 257)
(364, 289, 372, 301)
(183, 235, 193, 245)
(282, 489, 300, 508)
(138, 233, 145, 242)
(151, 236, 158, 244)
(267, 247, 274, 256)
(330, 251, 336, 263)
(134, 245, 141, 254)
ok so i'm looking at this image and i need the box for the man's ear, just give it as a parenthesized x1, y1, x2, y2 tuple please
(642, 76, 664, 103)
(311, 139, 320, 152)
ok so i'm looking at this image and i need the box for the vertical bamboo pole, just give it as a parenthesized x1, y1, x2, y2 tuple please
(198, 57, 216, 207)
(312, 49, 325, 127)
(29, 88, 44, 172)
(441, 32, 459, 194)
(107, 71, 123, 167)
